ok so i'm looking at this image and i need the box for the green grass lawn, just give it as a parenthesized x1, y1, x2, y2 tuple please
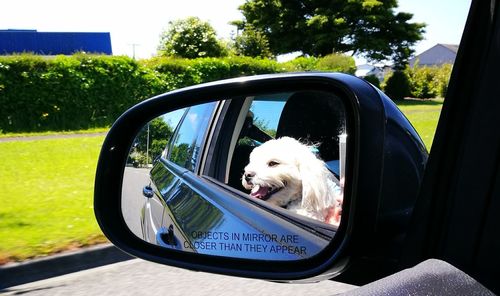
(0, 127, 109, 139)
(0, 135, 107, 263)
(395, 98, 444, 150)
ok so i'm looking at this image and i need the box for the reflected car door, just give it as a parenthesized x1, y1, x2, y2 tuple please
(147, 101, 219, 249)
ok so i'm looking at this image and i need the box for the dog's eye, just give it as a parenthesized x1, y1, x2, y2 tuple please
(268, 161, 280, 167)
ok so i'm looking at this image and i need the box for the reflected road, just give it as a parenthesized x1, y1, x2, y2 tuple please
(122, 166, 151, 238)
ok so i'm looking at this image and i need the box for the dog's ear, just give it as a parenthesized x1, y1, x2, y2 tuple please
(298, 155, 331, 212)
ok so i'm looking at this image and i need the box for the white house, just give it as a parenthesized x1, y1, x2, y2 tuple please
(355, 64, 391, 81)
(409, 44, 458, 67)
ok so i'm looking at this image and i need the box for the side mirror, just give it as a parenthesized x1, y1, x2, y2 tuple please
(94, 73, 427, 283)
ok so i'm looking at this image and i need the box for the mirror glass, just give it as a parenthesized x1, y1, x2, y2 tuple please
(122, 90, 348, 261)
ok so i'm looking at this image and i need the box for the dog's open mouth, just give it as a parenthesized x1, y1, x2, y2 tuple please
(250, 184, 284, 201)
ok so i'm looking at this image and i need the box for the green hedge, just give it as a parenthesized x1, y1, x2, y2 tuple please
(0, 54, 164, 132)
(280, 54, 356, 74)
(141, 56, 283, 89)
(0, 53, 355, 133)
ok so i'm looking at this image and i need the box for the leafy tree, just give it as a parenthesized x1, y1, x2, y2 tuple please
(235, 0, 425, 67)
(132, 117, 173, 165)
(158, 17, 227, 59)
(232, 24, 273, 58)
(170, 143, 194, 169)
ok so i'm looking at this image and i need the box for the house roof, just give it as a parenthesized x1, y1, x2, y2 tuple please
(440, 44, 459, 53)
(355, 64, 384, 77)
(409, 43, 459, 66)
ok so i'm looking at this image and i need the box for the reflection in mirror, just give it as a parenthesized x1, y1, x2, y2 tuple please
(122, 90, 347, 261)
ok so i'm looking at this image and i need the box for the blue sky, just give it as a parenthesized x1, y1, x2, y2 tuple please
(397, 0, 471, 56)
(1, 0, 471, 64)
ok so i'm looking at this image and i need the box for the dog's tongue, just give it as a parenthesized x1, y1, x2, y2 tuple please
(250, 185, 269, 199)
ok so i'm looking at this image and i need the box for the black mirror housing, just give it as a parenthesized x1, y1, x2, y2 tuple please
(94, 73, 427, 283)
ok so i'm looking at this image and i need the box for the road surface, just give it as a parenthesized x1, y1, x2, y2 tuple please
(2, 259, 357, 295)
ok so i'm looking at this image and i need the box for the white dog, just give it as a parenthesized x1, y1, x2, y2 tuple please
(242, 137, 343, 225)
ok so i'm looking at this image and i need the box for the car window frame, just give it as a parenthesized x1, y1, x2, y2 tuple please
(164, 101, 221, 173)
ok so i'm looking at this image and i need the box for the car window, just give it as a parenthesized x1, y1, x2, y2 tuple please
(246, 94, 289, 139)
(227, 91, 347, 193)
(168, 102, 217, 171)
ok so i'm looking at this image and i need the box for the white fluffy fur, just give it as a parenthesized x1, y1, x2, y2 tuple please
(242, 137, 342, 224)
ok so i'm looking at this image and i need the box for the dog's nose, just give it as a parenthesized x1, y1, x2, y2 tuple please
(244, 172, 255, 182)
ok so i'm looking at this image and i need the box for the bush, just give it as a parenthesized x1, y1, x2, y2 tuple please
(316, 53, 356, 74)
(407, 65, 439, 98)
(402, 63, 453, 99)
(383, 70, 411, 100)
(436, 64, 452, 97)
(280, 56, 319, 71)
(280, 53, 356, 74)
(363, 74, 381, 89)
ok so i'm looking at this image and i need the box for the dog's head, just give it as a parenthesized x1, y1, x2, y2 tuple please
(242, 137, 333, 211)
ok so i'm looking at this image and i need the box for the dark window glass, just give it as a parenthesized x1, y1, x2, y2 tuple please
(169, 102, 217, 171)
